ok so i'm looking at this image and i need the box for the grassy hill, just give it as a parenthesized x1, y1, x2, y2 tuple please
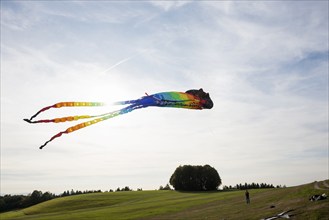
(1, 180, 328, 220)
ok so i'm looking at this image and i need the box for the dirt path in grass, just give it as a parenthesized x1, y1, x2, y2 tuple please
(314, 181, 329, 190)
(323, 181, 329, 188)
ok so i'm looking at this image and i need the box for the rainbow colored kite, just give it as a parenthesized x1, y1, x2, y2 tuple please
(24, 89, 213, 149)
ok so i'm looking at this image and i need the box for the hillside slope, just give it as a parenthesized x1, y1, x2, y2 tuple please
(1, 180, 328, 220)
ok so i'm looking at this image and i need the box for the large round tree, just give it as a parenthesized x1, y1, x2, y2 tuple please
(169, 165, 221, 191)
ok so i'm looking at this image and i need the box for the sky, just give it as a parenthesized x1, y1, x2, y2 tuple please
(1, 1, 328, 195)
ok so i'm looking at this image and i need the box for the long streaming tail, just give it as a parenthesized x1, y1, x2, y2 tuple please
(33, 104, 142, 149)
(39, 110, 121, 149)
(24, 102, 104, 122)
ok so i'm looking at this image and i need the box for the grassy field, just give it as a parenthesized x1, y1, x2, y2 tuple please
(1, 180, 328, 220)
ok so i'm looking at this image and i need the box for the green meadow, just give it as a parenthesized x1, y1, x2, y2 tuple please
(1, 180, 328, 220)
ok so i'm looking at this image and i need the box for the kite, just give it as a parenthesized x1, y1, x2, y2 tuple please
(24, 89, 213, 149)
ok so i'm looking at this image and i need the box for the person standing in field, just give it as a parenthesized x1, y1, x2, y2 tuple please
(245, 190, 250, 204)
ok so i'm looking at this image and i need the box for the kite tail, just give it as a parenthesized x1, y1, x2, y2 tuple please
(114, 99, 138, 105)
(40, 131, 67, 149)
(24, 112, 114, 124)
(39, 110, 120, 149)
(25, 102, 104, 122)
(39, 105, 141, 149)
(24, 115, 93, 124)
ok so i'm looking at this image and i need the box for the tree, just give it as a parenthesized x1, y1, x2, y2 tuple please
(41, 192, 54, 202)
(163, 184, 171, 190)
(30, 190, 42, 205)
(159, 184, 171, 190)
(123, 186, 131, 191)
(169, 165, 221, 191)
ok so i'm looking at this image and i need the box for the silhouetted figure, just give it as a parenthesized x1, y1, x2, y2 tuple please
(245, 190, 250, 204)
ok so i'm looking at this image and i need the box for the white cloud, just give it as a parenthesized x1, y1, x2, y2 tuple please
(149, 1, 190, 11)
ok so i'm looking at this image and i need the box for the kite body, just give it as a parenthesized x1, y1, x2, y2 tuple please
(24, 89, 213, 149)
(117, 91, 212, 109)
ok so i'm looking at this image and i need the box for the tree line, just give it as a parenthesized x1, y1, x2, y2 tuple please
(222, 182, 285, 190)
(0, 190, 56, 212)
(0, 187, 135, 213)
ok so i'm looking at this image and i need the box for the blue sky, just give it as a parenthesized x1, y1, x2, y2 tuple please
(1, 1, 328, 194)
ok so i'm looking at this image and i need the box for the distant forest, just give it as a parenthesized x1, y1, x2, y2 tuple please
(0, 182, 282, 213)
(222, 182, 286, 190)
(0, 187, 131, 213)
